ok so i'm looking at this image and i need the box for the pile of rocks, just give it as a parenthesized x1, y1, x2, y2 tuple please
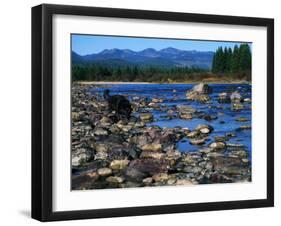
(71, 83, 251, 190)
(217, 90, 251, 111)
(177, 105, 196, 120)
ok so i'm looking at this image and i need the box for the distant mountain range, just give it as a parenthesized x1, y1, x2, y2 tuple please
(72, 47, 214, 69)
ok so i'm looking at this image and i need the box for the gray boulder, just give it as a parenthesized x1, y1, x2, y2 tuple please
(192, 83, 213, 94)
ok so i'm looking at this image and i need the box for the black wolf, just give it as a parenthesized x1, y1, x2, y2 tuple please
(103, 89, 132, 120)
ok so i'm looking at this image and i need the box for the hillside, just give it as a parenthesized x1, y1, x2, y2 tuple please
(72, 47, 214, 69)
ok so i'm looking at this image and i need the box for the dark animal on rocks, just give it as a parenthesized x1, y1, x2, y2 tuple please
(103, 89, 132, 120)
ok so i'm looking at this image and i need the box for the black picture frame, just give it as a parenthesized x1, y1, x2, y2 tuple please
(32, 3, 274, 222)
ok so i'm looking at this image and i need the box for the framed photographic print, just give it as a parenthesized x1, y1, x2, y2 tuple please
(32, 4, 274, 221)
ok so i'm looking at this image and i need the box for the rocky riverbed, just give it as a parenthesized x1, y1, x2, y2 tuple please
(71, 82, 251, 190)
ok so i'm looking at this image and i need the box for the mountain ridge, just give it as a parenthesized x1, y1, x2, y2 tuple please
(72, 47, 214, 69)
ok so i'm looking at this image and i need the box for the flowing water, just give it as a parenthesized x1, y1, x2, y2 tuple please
(92, 83, 252, 159)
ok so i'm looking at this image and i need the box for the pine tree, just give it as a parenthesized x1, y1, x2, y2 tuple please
(222, 47, 228, 72)
(231, 45, 240, 73)
(212, 53, 217, 73)
(226, 47, 232, 72)
(216, 47, 224, 72)
(212, 44, 251, 74)
(239, 44, 251, 71)
(133, 66, 139, 76)
(117, 67, 122, 77)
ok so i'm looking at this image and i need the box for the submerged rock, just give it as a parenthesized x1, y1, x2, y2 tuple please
(231, 149, 248, 158)
(214, 136, 229, 142)
(199, 147, 214, 154)
(139, 113, 153, 122)
(218, 92, 231, 103)
(186, 92, 210, 103)
(177, 105, 197, 113)
(206, 152, 225, 158)
(151, 98, 163, 103)
(166, 109, 176, 119)
(226, 143, 245, 148)
(230, 91, 242, 103)
(200, 114, 218, 121)
(209, 142, 226, 149)
(235, 117, 249, 122)
(179, 112, 193, 119)
(243, 98, 251, 103)
(237, 125, 251, 130)
(189, 138, 206, 145)
(226, 132, 236, 137)
(186, 130, 200, 138)
(177, 105, 196, 119)
(231, 103, 244, 111)
(195, 124, 214, 134)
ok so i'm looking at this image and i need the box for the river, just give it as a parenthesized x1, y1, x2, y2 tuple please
(91, 83, 252, 161)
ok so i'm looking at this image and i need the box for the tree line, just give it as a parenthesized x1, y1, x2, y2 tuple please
(212, 44, 251, 74)
(72, 64, 208, 82)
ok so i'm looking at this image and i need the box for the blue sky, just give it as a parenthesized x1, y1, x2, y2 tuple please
(72, 34, 250, 56)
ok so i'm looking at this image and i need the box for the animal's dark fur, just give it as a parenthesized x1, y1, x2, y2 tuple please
(103, 89, 132, 120)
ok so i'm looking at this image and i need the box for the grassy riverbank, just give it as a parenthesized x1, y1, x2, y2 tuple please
(74, 79, 251, 85)
(73, 72, 251, 85)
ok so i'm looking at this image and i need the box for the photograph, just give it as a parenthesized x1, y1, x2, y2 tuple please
(71, 34, 252, 190)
